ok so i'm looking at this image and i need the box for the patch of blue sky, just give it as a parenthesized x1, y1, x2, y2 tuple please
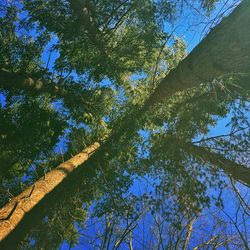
(189, 180, 250, 248)
(54, 132, 70, 155)
(114, 85, 129, 104)
(0, 91, 6, 108)
(137, 129, 151, 159)
(193, 114, 233, 143)
(164, 0, 241, 52)
(130, 174, 159, 198)
(41, 36, 60, 72)
(193, 100, 250, 143)
(130, 72, 148, 82)
(99, 77, 114, 88)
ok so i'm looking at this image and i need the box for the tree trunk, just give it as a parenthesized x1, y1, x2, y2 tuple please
(1, 0, 250, 245)
(0, 69, 58, 94)
(183, 217, 195, 250)
(189, 144, 250, 187)
(145, 0, 250, 108)
(0, 69, 88, 111)
(0, 142, 100, 243)
(172, 137, 250, 187)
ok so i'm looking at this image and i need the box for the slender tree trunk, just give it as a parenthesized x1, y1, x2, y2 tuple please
(0, 142, 100, 243)
(0, 0, 250, 245)
(0, 69, 58, 93)
(183, 217, 195, 250)
(171, 137, 250, 187)
(0, 69, 88, 110)
(189, 144, 250, 187)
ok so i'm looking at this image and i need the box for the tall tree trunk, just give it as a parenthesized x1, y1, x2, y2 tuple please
(171, 137, 250, 186)
(183, 216, 195, 250)
(145, 0, 250, 108)
(1, 0, 250, 245)
(0, 69, 58, 93)
(189, 144, 250, 187)
(0, 142, 100, 244)
(0, 69, 89, 111)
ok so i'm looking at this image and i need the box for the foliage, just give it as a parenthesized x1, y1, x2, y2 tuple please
(0, 0, 249, 249)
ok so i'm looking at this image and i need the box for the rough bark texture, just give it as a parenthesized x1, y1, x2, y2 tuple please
(0, 142, 100, 243)
(145, 0, 250, 108)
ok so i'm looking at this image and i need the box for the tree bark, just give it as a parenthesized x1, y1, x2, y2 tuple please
(171, 137, 250, 187)
(0, 69, 88, 111)
(0, 69, 58, 94)
(0, 142, 100, 244)
(183, 217, 195, 250)
(145, 0, 250, 108)
(190, 144, 250, 187)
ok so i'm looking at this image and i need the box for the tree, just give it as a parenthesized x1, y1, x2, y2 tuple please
(0, 0, 115, 200)
(0, 94, 67, 207)
(0, 2, 115, 120)
(145, 0, 250, 107)
(151, 135, 250, 186)
(23, 0, 173, 81)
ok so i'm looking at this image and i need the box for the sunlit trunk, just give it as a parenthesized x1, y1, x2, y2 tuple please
(0, 142, 100, 244)
(183, 217, 195, 250)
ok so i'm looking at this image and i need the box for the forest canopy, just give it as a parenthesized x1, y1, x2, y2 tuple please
(0, 0, 249, 249)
